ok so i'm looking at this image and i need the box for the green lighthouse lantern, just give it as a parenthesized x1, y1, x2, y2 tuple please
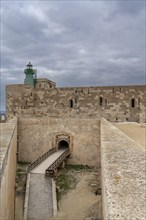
(24, 62, 37, 86)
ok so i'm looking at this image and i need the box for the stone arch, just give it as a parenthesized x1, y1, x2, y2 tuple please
(53, 132, 73, 152)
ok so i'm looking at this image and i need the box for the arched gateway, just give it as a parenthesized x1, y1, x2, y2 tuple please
(58, 140, 69, 150)
(54, 133, 73, 152)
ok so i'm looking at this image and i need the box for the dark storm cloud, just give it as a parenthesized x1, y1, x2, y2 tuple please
(0, 1, 145, 110)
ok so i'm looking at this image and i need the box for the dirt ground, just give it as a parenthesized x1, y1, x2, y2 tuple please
(114, 122, 146, 148)
(53, 166, 101, 220)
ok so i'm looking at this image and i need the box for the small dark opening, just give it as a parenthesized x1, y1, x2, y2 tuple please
(99, 97, 103, 106)
(70, 99, 73, 108)
(58, 140, 69, 150)
(131, 98, 135, 108)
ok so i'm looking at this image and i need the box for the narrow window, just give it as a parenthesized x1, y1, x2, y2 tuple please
(131, 98, 135, 108)
(99, 97, 103, 106)
(138, 98, 140, 105)
(26, 101, 28, 106)
(70, 99, 73, 108)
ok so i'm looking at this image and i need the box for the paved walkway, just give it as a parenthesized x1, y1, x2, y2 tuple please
(27, 173, 53, 220)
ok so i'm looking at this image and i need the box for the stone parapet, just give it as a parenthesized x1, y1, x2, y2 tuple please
(101, 118, 145, 220)
(0, 117, 17, 220)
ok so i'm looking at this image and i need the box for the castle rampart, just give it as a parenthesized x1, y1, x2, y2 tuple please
(0, 118, 17, 220)
(101, 118, 145, 219)
(6, 81, 146, 123)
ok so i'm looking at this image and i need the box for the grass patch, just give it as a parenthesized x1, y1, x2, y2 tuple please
(65, 164, 92, 170)
(56, 164, 92, 203)
(57, 174, 71, 191)
(56, 172, 77, 202)
(17, 168, 24, 172)
(18, 161, 30, 165)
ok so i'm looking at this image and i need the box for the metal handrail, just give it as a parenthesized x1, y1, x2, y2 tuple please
(45, 148, 70, 176)
(27, 147, 56, 173)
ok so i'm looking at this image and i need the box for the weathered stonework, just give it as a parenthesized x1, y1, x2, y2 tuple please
(6, 80, 146, 123)
(101, 118, 145, 220)
(0, 118, 17, 220)
(18, 116, 100, 166)
(4, 76, 146, 220)
(6, 79, 145, 166)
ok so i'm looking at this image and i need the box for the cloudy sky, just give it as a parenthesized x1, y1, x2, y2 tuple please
(0, 0, 145, 111)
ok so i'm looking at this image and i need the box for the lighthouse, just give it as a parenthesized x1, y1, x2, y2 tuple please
(24, 62, 37, 86)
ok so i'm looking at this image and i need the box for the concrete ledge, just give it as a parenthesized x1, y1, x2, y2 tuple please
(23, 173, 31, 220)
(101, 118, 145, 220)
(0, 117, 17, 180)
(52, 179, 57, 216)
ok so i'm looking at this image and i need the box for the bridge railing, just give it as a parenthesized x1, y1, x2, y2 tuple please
(45, 148, 70, 177)
(27, 147, 56, 173)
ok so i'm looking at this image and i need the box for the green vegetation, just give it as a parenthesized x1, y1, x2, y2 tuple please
(56, 164, 93, 203)
(17, 161, 30, 165)
(16, 161, 29, 188)
(65, 164, 92, 170)
(56, 172, 77, 202)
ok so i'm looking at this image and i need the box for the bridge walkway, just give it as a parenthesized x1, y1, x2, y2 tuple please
(27, 173, 53, 220)
(31, 149, 67, 174)
(24, 148, 70, 220)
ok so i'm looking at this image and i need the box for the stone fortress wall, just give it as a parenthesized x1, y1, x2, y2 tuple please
(6, 78, 145, 165)
(0, 118, 17, 220)
(18, 116, 100, 165)
(6, 79, 146, 123)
